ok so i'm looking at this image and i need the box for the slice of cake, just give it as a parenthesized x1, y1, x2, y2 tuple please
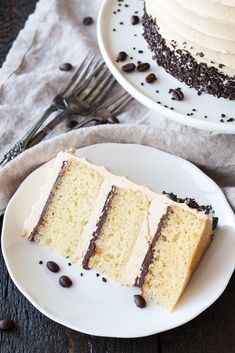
(143, 0, 235, 99)
(24, 150, 105, 258)
(23, 150, 216, 311)
(135, 193, 213, 310)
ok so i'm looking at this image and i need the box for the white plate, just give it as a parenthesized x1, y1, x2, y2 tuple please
(2, 143, 235, 338)
(97, 0, 235, 134)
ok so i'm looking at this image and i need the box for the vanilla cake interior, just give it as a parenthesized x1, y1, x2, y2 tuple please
(137, 204, 212, 310)
(24, 150, 216, 311)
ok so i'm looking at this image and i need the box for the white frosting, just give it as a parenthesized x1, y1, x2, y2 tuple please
(146, 0, 235, 76)
(24, 150, 212, 286)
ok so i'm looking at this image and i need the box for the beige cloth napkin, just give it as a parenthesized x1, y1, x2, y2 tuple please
(0, 0, 234, 214)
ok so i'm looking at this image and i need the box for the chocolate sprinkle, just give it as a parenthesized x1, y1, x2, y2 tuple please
(142, 8, 235, 100)
(134, 295, 146, 308)
(39, 261, 43, 265)
(102, 277, 107, 283)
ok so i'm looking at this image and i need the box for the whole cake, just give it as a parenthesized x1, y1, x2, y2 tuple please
(143, 0, 235, 100)
(24, 150, 216, 310)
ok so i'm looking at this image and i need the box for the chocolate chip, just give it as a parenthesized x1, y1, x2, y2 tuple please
(66, 119, 78, 128)
(145, 73, 157, 83)
(116, 51, 128, 62)
(59, 275, 72, 288)
(59, 63, 73, 71)
(0, 319, 14, 331)
(134, 295, 146, 308)
(102, 277, 107, 283)
(137, 62, 150, 72)
(39, 260, 43, 265)
(122, 63, 136, 72)
(131, 15, 140, 25)
(169, 88, 184, 101)
(83, 16, 93, 25)
(46, 261, 60, 273)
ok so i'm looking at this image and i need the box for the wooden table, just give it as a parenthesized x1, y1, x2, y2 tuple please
(0, 1, 234, 352)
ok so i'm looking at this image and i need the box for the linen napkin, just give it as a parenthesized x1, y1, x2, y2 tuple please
(0, 0, 234, 215)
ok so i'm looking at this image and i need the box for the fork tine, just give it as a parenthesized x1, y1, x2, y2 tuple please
(85, 75, 116, 106)
(59, 52, 93, 97)
(101, 92, 133, 115)
(82, 69, 112, 102)
(73, 61, 105, 97)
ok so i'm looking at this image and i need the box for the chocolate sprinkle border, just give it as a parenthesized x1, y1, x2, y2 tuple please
(142, 7, 235, 100)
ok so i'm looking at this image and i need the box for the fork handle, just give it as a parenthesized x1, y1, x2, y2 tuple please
(0, 104, 57, 168)
(28, 109, 72, 148)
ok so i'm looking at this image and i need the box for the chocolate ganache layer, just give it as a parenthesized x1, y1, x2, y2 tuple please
(82, 185, 117, 269)
(142, 6, 235, 100)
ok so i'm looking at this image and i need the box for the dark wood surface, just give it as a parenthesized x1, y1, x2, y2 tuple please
(0, 1, 234, 352)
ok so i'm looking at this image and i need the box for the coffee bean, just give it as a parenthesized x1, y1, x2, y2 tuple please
(122, 63, 136, 73)
(59, 63, 73, 71)
(46, 261, 60, 273)
(137, 62, 150, 72)
(169, 88, 184, 101)
(66, 119, 78, 128)
(134, 294, 146, 308)
(59, 275, 72, 288)
(83, 16, 93, 25)
(116, 51, 127, 62)
(145, 73, 157, 83)
(131, 15, 140, 25)
(0, 319, 14, 331)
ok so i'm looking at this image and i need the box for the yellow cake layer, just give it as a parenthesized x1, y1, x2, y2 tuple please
(88, 187, 150, 281)
(31, 159, 104, 258)
(142, 205, 212, 310)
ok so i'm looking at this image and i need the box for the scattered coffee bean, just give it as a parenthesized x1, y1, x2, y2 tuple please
(46, 261, 60, 273)
(137, 62, 150, 72)
(145, 73, 157, 83)
(39, 260, 43, 265)
(122, 63, 136, 73)
(169, 88, 184, 101)
(59, 63, 73, 71)
(102, 277, 107, 283)
(59, 275, 72, 288)
(83, 16, 93, 26)
(134, 294, 146, 308)
(66, 119, 78, 128)
(131, 15, 140, 25)
(0, 319, 14, 331)
(116, 51, 127, 62)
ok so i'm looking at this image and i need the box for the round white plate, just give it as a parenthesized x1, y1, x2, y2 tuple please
(97, 0, 235, 134)
(2, 143, 235, 338)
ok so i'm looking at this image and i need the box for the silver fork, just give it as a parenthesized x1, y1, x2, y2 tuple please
(28, 66, 116, 147)
(72, 92, 133, 128)
(0, 53, 111, 167)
